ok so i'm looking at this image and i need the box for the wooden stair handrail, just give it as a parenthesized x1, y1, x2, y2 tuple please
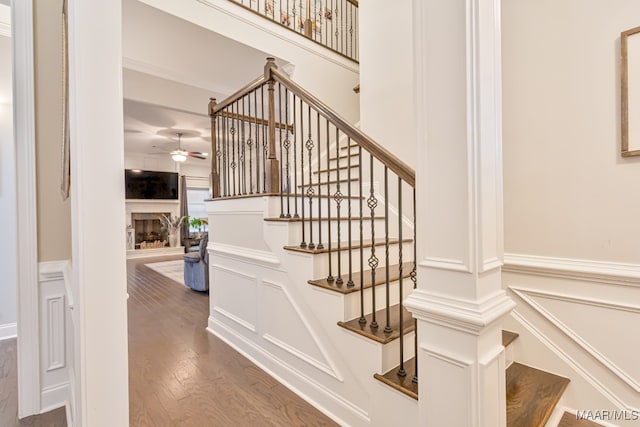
(212, 75, 267, 114)
(270, 67, 415, 187)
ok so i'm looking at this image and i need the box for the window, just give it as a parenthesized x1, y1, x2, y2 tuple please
(186, 188, 209, 233)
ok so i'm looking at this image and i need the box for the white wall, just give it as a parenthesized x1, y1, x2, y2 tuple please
(502, 1, 640, 419)
(0, 24, 17, 339)
(358, 0, 415, 167)
(503, 0, 640, 263)
(137, 0, 360, 124)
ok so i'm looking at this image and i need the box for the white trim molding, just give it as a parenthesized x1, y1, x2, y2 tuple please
(503, 253, 640, 287)
(511, 286, 640, 393)
(405, 289, 516, 335)
(0, 323, 17, 341)
(12, 0, 41, 417)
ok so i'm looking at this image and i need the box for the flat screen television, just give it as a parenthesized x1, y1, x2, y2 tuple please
(125, 169, 179, 200)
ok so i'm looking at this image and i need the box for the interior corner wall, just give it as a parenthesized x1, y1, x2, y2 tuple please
(502, 0, 640, 263)
(358, 0, 415, 167)
(34, 0, 71, 262)
(0, 32, 17, 335)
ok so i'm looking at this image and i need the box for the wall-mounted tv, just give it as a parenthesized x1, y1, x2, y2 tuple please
(125, 169, 179, 200)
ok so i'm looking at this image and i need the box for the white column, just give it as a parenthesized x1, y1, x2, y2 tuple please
(405, 0, 514, 426)
(67, 0, 129, 425)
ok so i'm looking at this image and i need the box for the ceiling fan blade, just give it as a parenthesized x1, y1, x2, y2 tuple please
(187, 152, 208, 160)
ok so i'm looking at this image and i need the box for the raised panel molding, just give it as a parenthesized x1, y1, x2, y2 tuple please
(419, 257, 471, 273)
(209, 242, 282, 268)
(211, 264, 258, 332)
(511, 286, 640, 393)
(45, 295, 66, 372)
(261, 280, 343, 381)
(504, 253, 640, 287)
(510, 310, 634, 412)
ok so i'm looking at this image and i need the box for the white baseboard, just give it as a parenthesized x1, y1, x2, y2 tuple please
(40, 382, 69, 414)
(0, 322, 17, 341)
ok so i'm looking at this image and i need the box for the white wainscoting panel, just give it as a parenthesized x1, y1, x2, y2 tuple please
(211, 264, 258, 333)
(45, 295, 65, 372)
(261, 280, 342, 381)
(38, 261, 70, 413)
(504, 253, 640, 416)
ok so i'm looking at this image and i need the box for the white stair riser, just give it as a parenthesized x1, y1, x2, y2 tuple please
(286, 218, 390, 246)
(342, 279, 415, 321)
(309, 242, 415, 278)
(380, 330, 416, 374)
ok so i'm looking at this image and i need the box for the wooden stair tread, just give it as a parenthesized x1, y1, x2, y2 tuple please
(265, 216, 385, 223)
(341, 143, 359, 150)
(502, 330, 519, 347)
(506, 362, 570, 427)
(374, 330, 523, 400)
(313, 164, 360, 174)
(308, 262, 413, 294)
(374, 357, 418, 400)
(284, 238, 413, 254)
(558, 412, 605, 427)
(338, 304, 414, 344)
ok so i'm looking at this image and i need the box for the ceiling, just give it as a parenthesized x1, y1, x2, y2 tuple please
(122, 0, 289, 164)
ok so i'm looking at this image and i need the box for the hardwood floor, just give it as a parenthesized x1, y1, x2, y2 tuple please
(0, 339, 67, 427)
(127, 256, 338, 427)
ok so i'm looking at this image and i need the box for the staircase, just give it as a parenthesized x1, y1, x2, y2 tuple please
(204, 58, 597, 427)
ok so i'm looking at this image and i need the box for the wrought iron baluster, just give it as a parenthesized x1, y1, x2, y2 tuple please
(299, 98, 306, 248)
(412, 187, 418, 384)
(284, 88, 291, 218)
(247, 91, 254, 194)
(368, 154, 378, 329)
(326, 121, 333, 282)
(358, 146, 365, 323)
(346, 137, 354, 288)
(253, 89, 260, 194)
(306, 105, 315, 249)
(231, 102, 238, 196)
(241, 96, 247, 195)
(316, 112, 323, 249)
(397, 177, 406, 377)
(384, 167, 391, 334)
(279, 83, 285, 217)
(293, 96, 299, 218)
(334, 127, 343, 286)
(261, 86, 267, 193)
(223, 109, 229, 197)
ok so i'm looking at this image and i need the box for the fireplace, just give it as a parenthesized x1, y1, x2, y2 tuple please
(131, 212, 170, 249)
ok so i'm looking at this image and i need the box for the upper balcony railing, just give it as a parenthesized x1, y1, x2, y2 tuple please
(226, 0, 359, 62)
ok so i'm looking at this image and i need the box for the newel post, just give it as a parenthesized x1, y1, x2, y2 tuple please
(264, 57, 280, 194)
(208, 97, 220, 198)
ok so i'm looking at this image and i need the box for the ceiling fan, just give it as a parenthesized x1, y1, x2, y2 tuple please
(170, 132, 208, 162)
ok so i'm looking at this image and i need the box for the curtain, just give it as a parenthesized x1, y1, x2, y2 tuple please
(179, 175, 189, 244)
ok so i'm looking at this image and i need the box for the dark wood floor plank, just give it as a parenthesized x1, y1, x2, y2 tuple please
(127, 256, 338, 427)
(0, 339, 67, 427)
(506, 362, 570, 427)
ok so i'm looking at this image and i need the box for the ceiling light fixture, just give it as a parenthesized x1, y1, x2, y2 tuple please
(171, 132, 188, 162)
(172, 152, 187, 162)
